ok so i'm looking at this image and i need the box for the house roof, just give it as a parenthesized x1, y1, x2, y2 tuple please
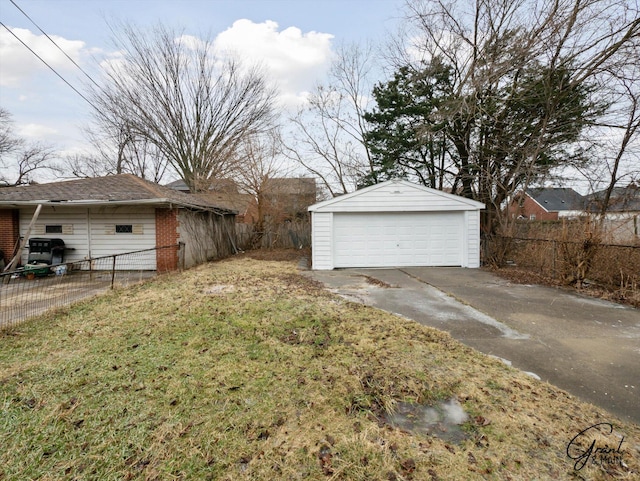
(526, 188, 585, 212)
(587, 185, 640, 212)
(0, 174, 236, 214)
(165, 178, 239, 194)
(309, 179, 485, 212)
(195, 191, 253, 215)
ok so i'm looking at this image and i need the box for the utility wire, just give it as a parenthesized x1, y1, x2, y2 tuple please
(8, 0, 102, 90)
(0, 20, 98, 109)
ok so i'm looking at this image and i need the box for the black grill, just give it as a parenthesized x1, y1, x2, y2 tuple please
(27, 238, 66, 265)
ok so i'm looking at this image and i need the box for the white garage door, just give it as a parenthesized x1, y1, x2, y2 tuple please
(333, 212, 463, 268)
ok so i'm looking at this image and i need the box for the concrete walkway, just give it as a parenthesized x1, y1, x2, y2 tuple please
(306, 267, 640, 424)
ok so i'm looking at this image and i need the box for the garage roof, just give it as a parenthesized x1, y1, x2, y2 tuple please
(0, 174, 236, 214)
(309, 179, 485, 212)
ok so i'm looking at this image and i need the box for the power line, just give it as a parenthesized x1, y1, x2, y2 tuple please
(8, 0, 102, 90)
(0, 20, 98, 110)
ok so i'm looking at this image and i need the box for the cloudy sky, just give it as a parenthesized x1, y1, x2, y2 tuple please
(0, 0, 403, 163)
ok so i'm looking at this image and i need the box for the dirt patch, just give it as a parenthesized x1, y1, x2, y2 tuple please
(362, 275, 394, 288)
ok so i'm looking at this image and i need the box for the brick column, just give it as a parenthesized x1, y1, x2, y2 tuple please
(0, 209, 19, 265)
(155, 208, 179, 272)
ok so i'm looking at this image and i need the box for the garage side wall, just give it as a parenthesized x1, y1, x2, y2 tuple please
(465, 210, 481, 268)
(311, 212, 333, 270)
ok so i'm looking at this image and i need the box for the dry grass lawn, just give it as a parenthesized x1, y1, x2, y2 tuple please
(1, 252, 639, 480)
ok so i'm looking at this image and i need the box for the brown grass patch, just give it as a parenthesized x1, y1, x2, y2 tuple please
(0, 255, 638, 480)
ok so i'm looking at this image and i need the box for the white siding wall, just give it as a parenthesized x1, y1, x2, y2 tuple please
(465, 210, 481, 268)
(19, 206, 156, 269)
(89, 206, 156, 269)
(88, 206, 155, 256)
(19, 206, 89, 265)
(311, 212, 333, 270)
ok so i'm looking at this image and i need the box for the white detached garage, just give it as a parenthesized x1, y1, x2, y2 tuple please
(309, 179, 485, 270)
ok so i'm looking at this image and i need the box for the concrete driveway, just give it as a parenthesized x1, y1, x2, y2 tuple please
(305, 267, 640, 424)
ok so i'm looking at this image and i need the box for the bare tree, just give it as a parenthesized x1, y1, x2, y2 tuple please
(588, 60, 640, 215)
(284, 42, 377, 196)
(89, 24, 278, 192)
(0, 108, 60, 186)
(10, 144, 60, 186)
(65, 125, 170, 183)
(235, 131, 289, 247)
(0, 107, 20, 159)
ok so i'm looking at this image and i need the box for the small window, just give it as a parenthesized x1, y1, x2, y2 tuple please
(529, 214, 536, 221)
(115, 224, 133, 234)
(45, 225, 63, 234)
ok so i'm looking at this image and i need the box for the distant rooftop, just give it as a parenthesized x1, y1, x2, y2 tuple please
(526, 188, 586, 212)
(587, 184, 640, 212)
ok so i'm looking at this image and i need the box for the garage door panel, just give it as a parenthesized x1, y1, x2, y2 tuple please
(333, 212, 463, 268)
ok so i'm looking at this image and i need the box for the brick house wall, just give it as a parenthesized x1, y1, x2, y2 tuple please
(509, 195, 558, 221)
(155, 208, 179, 272)
(0, 209, 19, 265)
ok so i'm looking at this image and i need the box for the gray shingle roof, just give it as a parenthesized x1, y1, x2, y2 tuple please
(527, 188, 585, 212)
(0, 174, 236, 214)
(587, 185, 640, 212)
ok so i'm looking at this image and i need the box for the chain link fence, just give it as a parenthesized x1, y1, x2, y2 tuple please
(484, 235, 640, 306)
(0, 245, 179, 330)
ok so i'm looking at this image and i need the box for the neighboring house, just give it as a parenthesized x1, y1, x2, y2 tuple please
(0, 174, 237, 272)
(586, 184, 640, 213)
(166, 178, 255, 223)
(509, 188, 586, 221)
(309, 179, 485, 270)
(586, 184, 640, 241)
(260, 177, 316, 222)
(166, 177, 317, 224)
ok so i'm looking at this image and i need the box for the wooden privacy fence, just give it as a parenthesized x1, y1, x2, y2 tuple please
(236, 220, 311, 250)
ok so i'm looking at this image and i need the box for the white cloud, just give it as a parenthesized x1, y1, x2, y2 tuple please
(0, 27, 86, 87)
(213, 19, 334, 107)
(175, 34, 207, 51)
(17, 123, 58, 139)
(98, 49, 126, 75)
(95, 21, 335, 109)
